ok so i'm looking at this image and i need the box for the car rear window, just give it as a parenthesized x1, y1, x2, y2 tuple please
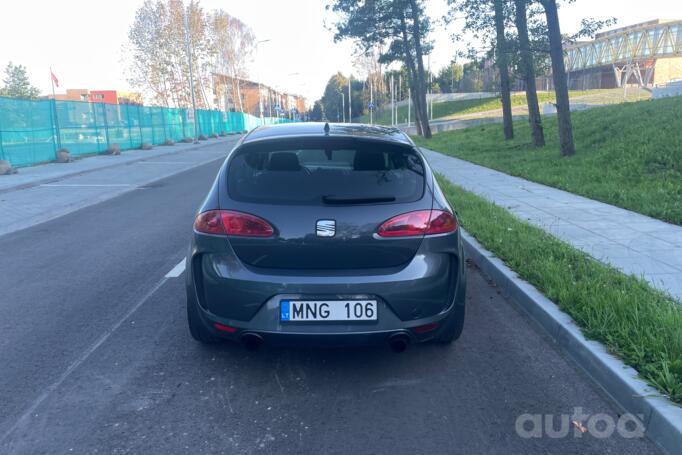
(227, 138, 425, 205)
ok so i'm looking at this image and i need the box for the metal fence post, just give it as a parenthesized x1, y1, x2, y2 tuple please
(125, 105, 134, 149)
(92, 102, 101, 151)
(47, 100, 56, 158)
(196, 110, 201, 137)
(0, 106, 4, 161)
(137, 108, 143, 146)
(162, 107, 168, 141)
(102, 104, 111, 149)
(51, 99, 62, 152)
(150, 109, 155, 144)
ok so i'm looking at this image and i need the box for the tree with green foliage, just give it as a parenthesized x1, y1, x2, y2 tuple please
(450, 0, 614, 153)
(448, 0, 514, 139)
(329, 0, 433, 138)
(309, 100, 324, 121)
(460, 60, 484, 92)
(436, 62, 464, 93)
(539, 0, 574, 156)
(0, 62, 41, 99)
(493, 0, 514, 139)
(514, 0, 544, 147)
(320, 73, 347, 122)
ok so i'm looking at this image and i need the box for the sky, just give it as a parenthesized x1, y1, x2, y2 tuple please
(0, 0, 680, 106)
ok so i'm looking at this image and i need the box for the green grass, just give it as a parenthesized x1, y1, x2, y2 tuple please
(414, 96, 682, 225)
(436, 175, 682, 404)
(356, 89, 641, 125)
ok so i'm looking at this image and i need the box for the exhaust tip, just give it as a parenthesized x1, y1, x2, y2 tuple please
(241, 333, 264, 351)
(388, 333, 410, 353)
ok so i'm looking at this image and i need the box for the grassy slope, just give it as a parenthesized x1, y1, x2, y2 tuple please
(415, 96, 682, 225)
(356, 89, 633, 125)
(437, 175, 682, 404)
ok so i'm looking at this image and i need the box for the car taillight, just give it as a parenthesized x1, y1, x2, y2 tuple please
(377, 210, 457, 237)
(194, 210, 274, 237)
(425, 210, 458, 235)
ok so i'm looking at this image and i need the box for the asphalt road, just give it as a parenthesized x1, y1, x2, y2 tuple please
(0, 155, 659, 454)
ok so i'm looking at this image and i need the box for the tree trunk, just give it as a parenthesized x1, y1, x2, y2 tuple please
(493, 0, 514, 140)
(399, 12, 426, 137)
(542, 0, 575, 156)
(405, 65, 423, 135)
(412, 84, 423, 136)
(408, 70, 424, 136)
(514, 0, 544, 147)
(409, 0, 432, 139)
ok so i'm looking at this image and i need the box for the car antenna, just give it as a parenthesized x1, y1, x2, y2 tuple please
(323, 122, 330, 135)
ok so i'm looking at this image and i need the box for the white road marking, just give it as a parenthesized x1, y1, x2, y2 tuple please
(40, 183, 132, 188)
(139, 161, 195, 165)
(165, 258, 186, 278)
(1, 274, 170, 444)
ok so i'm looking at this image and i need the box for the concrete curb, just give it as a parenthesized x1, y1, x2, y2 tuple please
(0, 136, 238, 195)
(460, 230, 682, 455)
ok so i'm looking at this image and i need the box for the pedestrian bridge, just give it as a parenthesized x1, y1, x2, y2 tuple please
(565, 20, 682, 72)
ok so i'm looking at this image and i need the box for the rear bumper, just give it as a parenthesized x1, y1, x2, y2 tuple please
(191, 293, 464, 345)
(186, 231, 466, 344)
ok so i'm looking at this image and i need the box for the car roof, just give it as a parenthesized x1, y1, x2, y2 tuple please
(241, 122, 414, 146)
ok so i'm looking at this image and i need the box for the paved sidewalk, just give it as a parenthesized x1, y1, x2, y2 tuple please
(422, 148, 682, 300)
(0, 136, 238, 193)
(0, 137, 238, 237)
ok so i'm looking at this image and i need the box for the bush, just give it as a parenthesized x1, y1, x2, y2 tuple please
(106, 144, 121, 155)
(0, 159, 17, 175)
(56, 148, 72, 163)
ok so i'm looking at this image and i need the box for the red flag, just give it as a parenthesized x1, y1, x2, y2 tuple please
(51, 70, 59, 88)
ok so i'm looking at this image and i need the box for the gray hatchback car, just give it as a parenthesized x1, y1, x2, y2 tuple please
(186, 122, 466, 351)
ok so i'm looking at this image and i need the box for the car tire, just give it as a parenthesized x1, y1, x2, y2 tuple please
(436, 303, 465, 344)
(187, 297, 221, 344)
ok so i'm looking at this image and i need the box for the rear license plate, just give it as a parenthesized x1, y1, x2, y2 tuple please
(280, 300, 377, 322)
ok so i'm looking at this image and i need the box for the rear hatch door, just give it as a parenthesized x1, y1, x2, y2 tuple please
(222, 137, 431, 270)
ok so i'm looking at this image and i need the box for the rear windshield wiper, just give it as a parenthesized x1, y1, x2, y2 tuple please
(322, 195, 396, 205)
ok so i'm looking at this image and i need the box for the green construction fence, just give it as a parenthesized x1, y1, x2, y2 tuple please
(0, 96, 295, 167)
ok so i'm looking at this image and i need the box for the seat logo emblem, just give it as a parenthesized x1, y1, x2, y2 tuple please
(316, 220, 336, 237)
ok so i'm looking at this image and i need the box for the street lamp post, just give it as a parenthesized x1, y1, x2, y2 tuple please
(338, 90, 345, 123)
(391, 73, 395, 126)
(408, 87, 411, 127)
(348, 75, 352, 122)
(369, 76, 373, 125)
(428, 54, 433, 121)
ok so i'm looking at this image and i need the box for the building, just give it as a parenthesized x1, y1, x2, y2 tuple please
(87, 90, 118, 104)
(47, 88, 90, 102)
(46, 89, 142, 105)
(212, 74, 306, 119)
(561, 19, 682, 90)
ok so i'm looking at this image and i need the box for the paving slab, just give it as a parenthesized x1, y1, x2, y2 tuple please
(422, 148, 682, 301)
